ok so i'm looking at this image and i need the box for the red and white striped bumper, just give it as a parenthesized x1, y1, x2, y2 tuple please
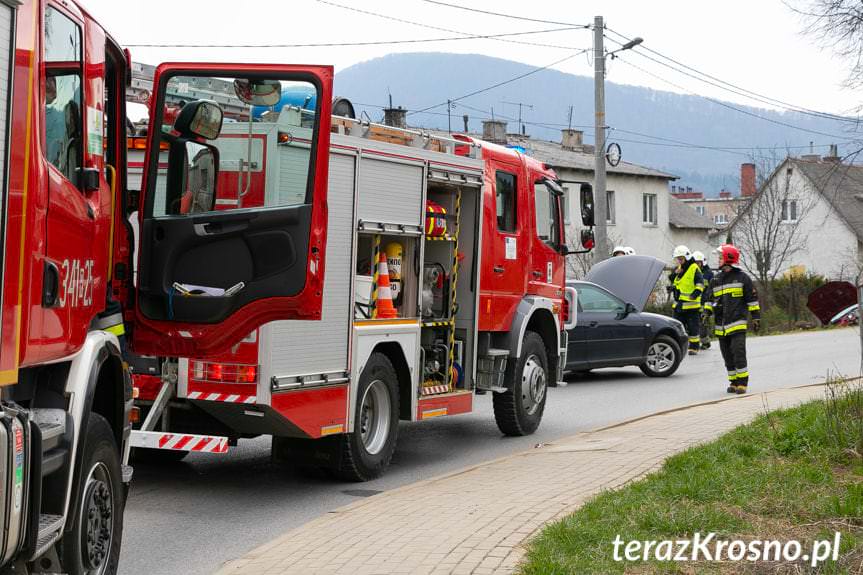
(187, 391, 256, 404)
(130, 430, 229, 453)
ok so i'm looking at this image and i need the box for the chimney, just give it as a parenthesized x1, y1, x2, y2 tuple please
(823, 143, 841, 163)
(740, 162, 756, 197)
(482, 119, 508, 145)
(560, 128, 584, 151)
(383, 106, 407, 129)
(719, 191, 732, 199)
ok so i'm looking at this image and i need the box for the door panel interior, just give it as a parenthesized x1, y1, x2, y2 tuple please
(137, 205, 309, 323)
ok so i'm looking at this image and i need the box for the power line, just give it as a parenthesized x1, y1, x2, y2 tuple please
(614, 54, 858, 142)
(124, 26, 581, 48)
(408, 51, 587, 116)
(417, 0, 590, 29)
(315, 0, 578, 50)
(605, 27, 861, 125)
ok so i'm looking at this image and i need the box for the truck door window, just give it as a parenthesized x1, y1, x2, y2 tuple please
(43, 5, 82, 186)
(147, 75, 318, 217)
(495, 171, 517, 232)
(534, 180, 561, 248)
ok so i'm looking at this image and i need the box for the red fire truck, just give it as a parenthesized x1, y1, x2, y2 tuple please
(129, 78, 595, 480)
(0, 1, 336, 571)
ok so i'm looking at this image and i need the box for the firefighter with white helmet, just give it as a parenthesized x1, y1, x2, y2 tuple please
(667, 245, 705, 355)
(611, 245, 626, 257)
(704, 244, 760, 394)
(692, 250, 714, 349)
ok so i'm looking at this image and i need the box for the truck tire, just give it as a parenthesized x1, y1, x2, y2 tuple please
(493, 331, 548, 436)
(336, 352, 399, 481)
(61, 413, 123, 575)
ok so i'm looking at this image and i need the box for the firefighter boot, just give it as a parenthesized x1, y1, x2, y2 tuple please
(735, 373, 749, 394)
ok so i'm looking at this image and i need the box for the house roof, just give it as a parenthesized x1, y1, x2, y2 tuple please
(668, 196, 716, 230)
(506, 135, 677, 180)
(791, 158, 863, 240)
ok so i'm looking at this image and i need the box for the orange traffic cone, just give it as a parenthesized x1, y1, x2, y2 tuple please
(373, 251, 399, 319)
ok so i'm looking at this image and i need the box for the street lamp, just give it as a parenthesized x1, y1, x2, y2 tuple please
(593, 17, 642, 262)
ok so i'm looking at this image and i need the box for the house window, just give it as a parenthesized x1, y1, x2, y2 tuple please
(495, 171, 517, 232)
(642, 193, 657, 225)
(606, 190, 616, 224)
(781, 199, 798, 223)
(695, 205, 705, 216)
(713, 213, 728, 225)
(533, 181, 561, 248)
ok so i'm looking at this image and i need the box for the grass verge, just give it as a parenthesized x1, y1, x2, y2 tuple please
(520, 379, 863, 574)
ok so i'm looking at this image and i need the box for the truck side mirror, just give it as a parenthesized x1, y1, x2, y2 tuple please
(580, 229, 595, 250)
(579, 183, 594, 227)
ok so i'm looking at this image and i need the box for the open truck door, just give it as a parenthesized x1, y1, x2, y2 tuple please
(131, 63, 332, 357)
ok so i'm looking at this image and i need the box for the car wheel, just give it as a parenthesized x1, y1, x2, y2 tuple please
(493, 331, 548, 436)
(639, 335, 682, 377)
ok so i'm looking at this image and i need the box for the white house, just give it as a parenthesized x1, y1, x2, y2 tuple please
(720, 154, 863, 281)
(505, 127, 714, 264)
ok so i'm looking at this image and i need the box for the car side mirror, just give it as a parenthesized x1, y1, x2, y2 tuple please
(625, 302, 637, 315)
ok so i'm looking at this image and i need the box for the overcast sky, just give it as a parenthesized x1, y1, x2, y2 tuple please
(82, 0, 858, 117)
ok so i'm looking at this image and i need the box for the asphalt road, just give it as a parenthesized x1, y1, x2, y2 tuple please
(119, 328, 860, 575)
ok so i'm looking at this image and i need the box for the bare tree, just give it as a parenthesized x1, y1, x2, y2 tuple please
(728, 153, 814, 300)
(565, 228, 624, 279)
(790, 0, 863, 90)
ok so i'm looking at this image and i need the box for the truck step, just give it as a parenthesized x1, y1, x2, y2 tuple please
(476, 349, 508, 392)
(130, 430, 229, 453)
(30, 408, 67, 452)
(31, 513, 63, 560)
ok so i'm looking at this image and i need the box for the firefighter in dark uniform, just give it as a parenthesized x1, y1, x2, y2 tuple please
(704, 244, 761, 394)
(692, 251, 714, 350)
(668, 245, 705, 355)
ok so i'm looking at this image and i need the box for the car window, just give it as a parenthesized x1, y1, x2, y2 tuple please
(576, 285, 625, 313)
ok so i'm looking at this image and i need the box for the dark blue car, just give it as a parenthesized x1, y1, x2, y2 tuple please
(566, 255, 689, 377)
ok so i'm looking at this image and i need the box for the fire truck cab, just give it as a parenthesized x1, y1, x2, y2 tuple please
(1, 0, 335, 571)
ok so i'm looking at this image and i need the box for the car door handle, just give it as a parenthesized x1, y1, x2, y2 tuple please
(493, 265, 505, 273)
(589, 321, 598, 327)
(531, 270, 542, 278)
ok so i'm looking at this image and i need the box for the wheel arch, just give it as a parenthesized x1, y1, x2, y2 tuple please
(369, 342, 411, 421)
(496, 297, 560, 381)
(62, 332, 131, 534)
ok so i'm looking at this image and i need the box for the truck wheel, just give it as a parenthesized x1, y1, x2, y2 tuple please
(61, 413, 123, 575)
(336, 352, 399, 481)
(493, 331, 548, 436)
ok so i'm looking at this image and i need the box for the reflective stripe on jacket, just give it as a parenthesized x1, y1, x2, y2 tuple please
(706, 267, 760, 336)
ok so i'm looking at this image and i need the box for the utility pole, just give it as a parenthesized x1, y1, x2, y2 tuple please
(593, 15, 609, 262)
(592, 18, 642, 263)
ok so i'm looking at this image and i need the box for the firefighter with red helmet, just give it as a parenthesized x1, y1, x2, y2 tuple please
(704, 244, 761, 394)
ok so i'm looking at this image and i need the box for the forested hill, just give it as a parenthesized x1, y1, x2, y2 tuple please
(334, 52, 856, 195)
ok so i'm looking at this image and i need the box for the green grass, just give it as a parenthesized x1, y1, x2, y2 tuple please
(520, 381, 863, 575)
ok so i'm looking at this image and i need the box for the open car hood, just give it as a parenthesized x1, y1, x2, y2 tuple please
(807, 281, 858, 325)
(585, 255, 667, 312)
